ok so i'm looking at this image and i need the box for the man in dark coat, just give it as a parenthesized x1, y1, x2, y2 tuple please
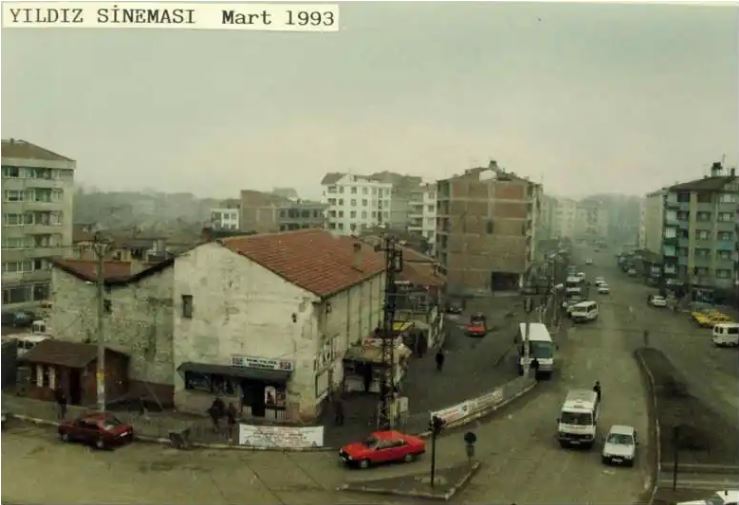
(54, 387, 67, 421)
(334, 393, 345, 426)
(531, 357, 540, 379)
(593, 381, 602, 404)
(435, 350, 445, 372)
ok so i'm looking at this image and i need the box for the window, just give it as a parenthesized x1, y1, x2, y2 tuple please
(350, 211, 356, 218)
(329, 210, 336, 218)
(351, 187, 357, 194)
(362, 187, 368, 195)
(693, 267, 709, 276)
(184, 371, 211, 392)
(329, 223, 336, 230)
(339, 186, 344, 194)
(338, 199, 344, 205)
(362, 199, 368, 206)
(338, 223, 344, 230)
(372, 188, 377, 195)
(718, 250, 732, 260)
(696, 212, 712, 222)
(3, 213, 22, 225)
(696, 192, 712, 203)
(279, 225, 286, 231)
(4, 190, 24, 202)
(2, 166, 20, 177)
(718, 231, 734, 241)
(328, 198, 336, 206)
(182, 295, 193, 318)
(718, 212, 734, 222)
(301, 210, 310, 218)
(327, 186, 336, 193)
(695, 248, 710, 258)
(361, 211, 367, 218)
(371, 211, 377, 218)
(427, 205, 434, 212)
(279, 209, 286, 218)
(350, 223, 356, 231)
(719, 192, 737, 203)
(696, 230, 710, 240)
(677, 192, 690, 203)
(313, 210, 320, 218)
(338, 210, 344, 218)
(351, 199, 357, 207)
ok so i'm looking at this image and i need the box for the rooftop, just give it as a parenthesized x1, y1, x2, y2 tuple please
(53, 258, 173, 285)
(668, 175, 737, 192)
(219, 229, 385, 297)
(1, 139, 75, 163)
(21, 339, 126, 368)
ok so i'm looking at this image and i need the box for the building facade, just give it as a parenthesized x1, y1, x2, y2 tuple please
(172, 230, 386, 422)
(406, 182, 438, 254)
(1, 139, 76, 310)
(321, 173, 393, 235)
(239, 190, 325, 233)
(210, 208, 240, 231)
(277, 200, 327, 231)
(48, 259, 176, 404)
(551, 198, 578, 240)
(661, 163, 738, 300)
(436, 161, 541, 295)
(574, 199, 609, 242)
(644, 190, 666, 256)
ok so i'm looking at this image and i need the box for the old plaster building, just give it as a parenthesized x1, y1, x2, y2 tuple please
(173, 229, 386, 422)
(48, 259, 175, 404)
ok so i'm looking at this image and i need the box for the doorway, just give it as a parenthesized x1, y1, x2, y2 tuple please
(240, 379, 266, 417)
(69, 369, 81, 405)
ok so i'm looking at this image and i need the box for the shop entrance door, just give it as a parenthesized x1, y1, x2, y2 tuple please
(241, 379, 266, 417)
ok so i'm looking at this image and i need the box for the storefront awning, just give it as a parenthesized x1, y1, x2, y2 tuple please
(177, 362, 291, 383)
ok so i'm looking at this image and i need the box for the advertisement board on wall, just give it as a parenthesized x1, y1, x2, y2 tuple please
(430, 400, 471, 424)
(468, 388, 504, 413)
(238, 424, 324, 449)
(232, 355, 294, 371)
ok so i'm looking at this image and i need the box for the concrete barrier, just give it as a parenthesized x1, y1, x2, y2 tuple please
(635, 349, 661, 505)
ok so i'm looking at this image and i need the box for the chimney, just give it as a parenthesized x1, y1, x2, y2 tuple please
(710, 162, 723, 177)
(352, 242, 363, 271)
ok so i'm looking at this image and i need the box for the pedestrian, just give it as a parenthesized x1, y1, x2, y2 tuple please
(593, 380, 602, 404)
(362, 366, 373, 393)
(333, 393, 345, 426)
(435, 349, 445, 372)
(54, 387, 67, 421)
(226, 402, 238, 442)
(531, 357, 540, 379)
(208, 398, 223, 432)
(643, 329, 650, 348)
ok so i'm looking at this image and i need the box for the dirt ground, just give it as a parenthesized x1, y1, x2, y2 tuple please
(638, 347, 739, 467)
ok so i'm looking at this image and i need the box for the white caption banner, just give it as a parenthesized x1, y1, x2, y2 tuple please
(2, 2, 339, 31)
(238, 424, 324, 448)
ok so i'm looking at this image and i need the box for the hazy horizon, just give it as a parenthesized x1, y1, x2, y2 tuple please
(3, 2, 738, 201)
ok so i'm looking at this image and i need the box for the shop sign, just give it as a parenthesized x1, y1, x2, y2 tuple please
(430, 400, 471, 425)
(238, 424, 324, 449)
(232, 355, 294, 372)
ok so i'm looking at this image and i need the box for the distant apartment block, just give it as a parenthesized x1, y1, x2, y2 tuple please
(660, 163, 738, 299)
(320, 173, 392, 235)
(550, 197, 578, 239)
(210, 206, 240, 231)
(407, 182, 437, 254)
(643, 189, 665, 255)
(1, 139, 75, 310)
(239, 190, 325, 233)
(574, 199, 609, 241)
(436, 161, 541, 294)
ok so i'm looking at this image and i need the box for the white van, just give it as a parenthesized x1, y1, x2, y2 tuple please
(712, 323, 739, 347)
(571, 301, 598, 323)
(558, 389, 599, 449)
(517, 323, 555, 377)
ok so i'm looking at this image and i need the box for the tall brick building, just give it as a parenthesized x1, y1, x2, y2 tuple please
(436, 161, 542, 295)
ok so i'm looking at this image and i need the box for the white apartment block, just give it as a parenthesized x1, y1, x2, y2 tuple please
(320, 173, 393, 235)
(407, 182, 437, 252)
(2, 139, 75, 310)
(210, 207, 240, 231)
(551, 198, 578, 239)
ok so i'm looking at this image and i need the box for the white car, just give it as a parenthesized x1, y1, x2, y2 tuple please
(576, 272, 587, 281)
(602, 425, 637, 466)
(594, 277, 606, 286)
(598, 284, 610, 294)
(585, 258, 593, 265)
(677, 490, 739, 505)
(649, 295, 667, 307)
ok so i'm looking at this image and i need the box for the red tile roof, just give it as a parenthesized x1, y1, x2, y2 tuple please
(54, 259, 133, 282)
(219, 229, 385, 297)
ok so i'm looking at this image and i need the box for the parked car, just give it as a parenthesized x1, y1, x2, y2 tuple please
(677, 490, 739, 505)
(648, 294, 667, 308)
(602, 425, 637, 466)
(465, 313, 487, 337)
(585, 258, 593, 265)
(339, 431, 426, 469)
(58, 412, 134, 450)
(597, 284, 610, 294)
(594, 277, 606, 287)
(627, 268, 637, 277)
(712, 323, 739, 347)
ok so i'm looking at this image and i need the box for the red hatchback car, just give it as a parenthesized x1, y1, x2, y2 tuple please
(58, 412, 134, 450)
(339, 431, 425, 469)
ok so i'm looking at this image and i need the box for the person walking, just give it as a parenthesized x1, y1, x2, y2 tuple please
(531, 357, 540, 379)
(208, 398, 224, 433)
(54, 387, 67, 421)
(333, 393, 345, 426)
(435, 349, 445, 372)
(593, 380, 602, 404)
(226, 402, 238, 442)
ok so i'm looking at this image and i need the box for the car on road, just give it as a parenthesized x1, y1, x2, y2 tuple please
(576, 272, 587, 281)
(339, 431, 425, 469)
(597, 284, 610, 294)
(594, 276, 606, 287)
(585, 258, 593, 265)
(712, 323, 739, 347)
(465, 313, 487, 337)
(601, 425, 637, 466)
(58, 412, 134, 450)
(627, 267, 637, 276)
(677, 490, 739, 505)
(445, 300, 463, 314)
(648, 294, 667, 307)
(571, 301, 599, 323)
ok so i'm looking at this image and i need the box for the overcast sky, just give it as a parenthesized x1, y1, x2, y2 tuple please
(2, 2, 738, 200)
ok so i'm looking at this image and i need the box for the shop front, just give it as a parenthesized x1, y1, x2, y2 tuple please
(177, 356, 293, 422)
(342, 337, 411, 394)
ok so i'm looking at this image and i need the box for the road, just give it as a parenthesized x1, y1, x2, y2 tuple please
(3, 244, 661, 505)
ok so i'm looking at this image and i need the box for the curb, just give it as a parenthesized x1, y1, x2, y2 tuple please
(635, 349, 661, 505)
(338, 461, 481, 501)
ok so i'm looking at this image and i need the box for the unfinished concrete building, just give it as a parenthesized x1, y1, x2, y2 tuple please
(436, 161, 541, 295)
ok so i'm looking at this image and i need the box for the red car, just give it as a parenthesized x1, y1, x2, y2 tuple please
(339, 430, 425, 469)
(58, 412, 134, 450)
(465, 313, 487, 337)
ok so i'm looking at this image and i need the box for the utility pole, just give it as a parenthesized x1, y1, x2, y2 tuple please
(92, 232, 109, 413)
(523, 295, 533, 377)
(376, 236, 403, 430)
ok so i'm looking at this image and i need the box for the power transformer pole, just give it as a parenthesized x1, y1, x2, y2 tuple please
(376, 236, 403, 430)
(92, 232, 110, 413)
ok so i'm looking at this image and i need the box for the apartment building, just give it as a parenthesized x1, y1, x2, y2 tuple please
(407, 182, 437, 254)
(210, 208, 240, 231)
(575, 199, 609, 241)
(643, 189, 666, 256)
(436, 161, 541, 295)
(550, 197, 578, 240)
(278, 200, 326, 231)
(320, 173, 392, 235)
(239, 190, 325, 233)
(1, 139, 75, 310)
(661, 163, 738, 300)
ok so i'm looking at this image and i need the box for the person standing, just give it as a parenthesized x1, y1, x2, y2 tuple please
(54, 387, 67, 421)
(531, 357, 540, 379)
(593, 381, 602, 404)
(435, 349, 445, 372)
(226, 402, 238, 442)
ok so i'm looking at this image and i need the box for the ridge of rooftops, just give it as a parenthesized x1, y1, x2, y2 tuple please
(53, 229, 399, 297)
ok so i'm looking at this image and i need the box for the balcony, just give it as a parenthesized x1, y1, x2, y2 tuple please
(664, 198, 679, 209)
(663, 245, 677, 257)
(1, 269, 52, 283)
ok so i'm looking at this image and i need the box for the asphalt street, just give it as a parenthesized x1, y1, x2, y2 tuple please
(3, 243, 702, 505)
